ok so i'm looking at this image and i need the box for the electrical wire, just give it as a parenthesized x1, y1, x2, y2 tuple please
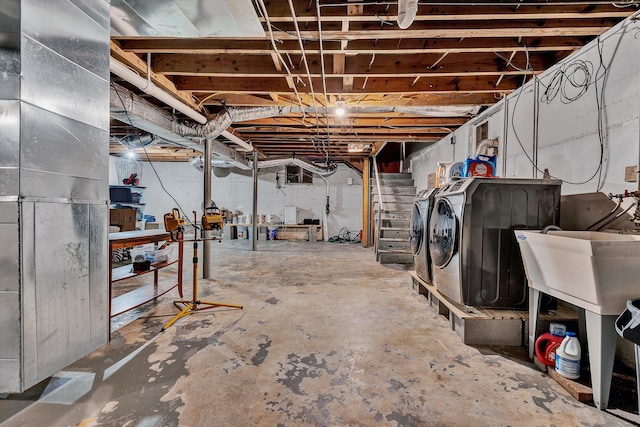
(316, 0, 332, 163)
(328, 227, 361, 243)
(509, 38, 609, 187)
(287, 0, 326, 160)
(254, 0, 308, 124)
(111, 82, 197, 229)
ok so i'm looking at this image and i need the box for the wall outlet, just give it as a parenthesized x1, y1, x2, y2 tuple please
(625, 165, 637, 182)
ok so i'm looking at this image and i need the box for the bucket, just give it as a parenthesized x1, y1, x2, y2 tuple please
(535, 331, 564, 367)
(555, 331, 581, 379)
(237, 226, 248, 239)
(267, 226, 278, 240)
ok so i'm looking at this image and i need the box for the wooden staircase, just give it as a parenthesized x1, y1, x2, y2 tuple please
(373, 173, 415, 265)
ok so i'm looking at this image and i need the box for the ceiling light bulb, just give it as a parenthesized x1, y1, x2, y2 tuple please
(127, 150, 135, 159)
(335, 106, 345, 117)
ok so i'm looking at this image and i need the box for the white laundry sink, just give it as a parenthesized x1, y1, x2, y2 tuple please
(514, 230, 640, 315)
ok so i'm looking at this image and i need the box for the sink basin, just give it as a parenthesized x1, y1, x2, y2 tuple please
(514, 230, 640, 315)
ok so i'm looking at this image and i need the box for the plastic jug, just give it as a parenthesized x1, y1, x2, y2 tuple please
(555, 331, 581, 379)
(535, 331, 565, 367)
(463, 155, 497, 177)
(435, 162, 452, 188)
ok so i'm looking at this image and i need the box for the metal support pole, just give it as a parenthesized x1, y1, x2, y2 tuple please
(532, 79, 539, 179)
(502, 95, 509, 178)
(252, 151, 259, 251)
(203, 138, 212, 278)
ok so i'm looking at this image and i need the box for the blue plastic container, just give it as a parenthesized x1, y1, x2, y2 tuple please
(463, 155, 497, 177)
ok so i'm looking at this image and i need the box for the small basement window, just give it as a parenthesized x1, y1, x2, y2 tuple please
(286, 165, 313, 184)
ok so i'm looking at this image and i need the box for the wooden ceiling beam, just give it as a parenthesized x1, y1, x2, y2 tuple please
(109, 41, 199, 111)
(260, 11, 632, 23)
(251, 134, 441, 142)
(193, 92, 499, 107)
(242, 128, 452, 136)
(266, 26, 614, 41)
(172, 75, 519, 93)
(260, 0, 632, 19)
(117, 36, 589, 55)
(235, 117, 468, 126)
(150, 52, 547, 77)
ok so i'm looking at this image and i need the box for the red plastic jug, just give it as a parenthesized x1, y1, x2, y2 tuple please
(535, 332, 564, 367)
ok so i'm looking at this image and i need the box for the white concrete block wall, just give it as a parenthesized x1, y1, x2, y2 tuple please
(411, 18, 640, 199)
(505, 86, 537, 179)
(108, 159, 363, 239)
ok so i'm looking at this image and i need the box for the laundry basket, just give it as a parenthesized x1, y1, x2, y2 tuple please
(115, 158, 143, 186)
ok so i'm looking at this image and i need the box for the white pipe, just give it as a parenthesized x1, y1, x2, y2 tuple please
(221, 130, 253, 152)
(111, 58, 255, 152)
(110, 58, 207, 125)
(112, 58, 254, 153)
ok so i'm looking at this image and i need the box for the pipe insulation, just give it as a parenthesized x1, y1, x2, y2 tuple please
(170, 104, 479, 142)
(173, 106, 298, 143)
(111, 58, 481, 159)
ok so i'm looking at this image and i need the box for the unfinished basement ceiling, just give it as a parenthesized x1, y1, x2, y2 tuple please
(108, 0, 639, 167)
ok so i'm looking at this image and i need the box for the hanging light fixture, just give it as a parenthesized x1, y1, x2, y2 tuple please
(335, 101, 346, 117)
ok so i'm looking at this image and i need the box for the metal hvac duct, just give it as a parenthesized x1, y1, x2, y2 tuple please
(173, 106, 296, 142)
(253, 157, 337, 177)
(191, 154, 336, 177)
(397, 0, 418, 29)
(115, 133, 161, 149)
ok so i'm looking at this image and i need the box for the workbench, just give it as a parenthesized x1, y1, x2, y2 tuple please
(109, 230, 183, 321)
(223, 223, 321, 241)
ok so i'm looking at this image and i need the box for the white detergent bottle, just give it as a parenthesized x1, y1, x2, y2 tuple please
(555, 331, 581, 379)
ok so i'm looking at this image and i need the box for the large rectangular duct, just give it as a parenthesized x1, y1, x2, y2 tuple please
(0, 0, 110, 393)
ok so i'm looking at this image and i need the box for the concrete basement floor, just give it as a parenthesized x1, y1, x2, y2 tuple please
(1, 240, 639, 426)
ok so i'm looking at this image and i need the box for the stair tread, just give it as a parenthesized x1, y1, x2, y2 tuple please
(377, 248, 412, 254)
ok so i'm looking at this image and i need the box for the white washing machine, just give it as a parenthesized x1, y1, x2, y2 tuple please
(429, 177, 561, 309)
(410, 188, 438, 283)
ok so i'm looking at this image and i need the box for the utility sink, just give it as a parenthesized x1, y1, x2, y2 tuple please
(514, 230, 640, 315)
(515, 229, 640, 410)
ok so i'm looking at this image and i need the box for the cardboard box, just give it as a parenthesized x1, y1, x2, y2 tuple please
(110, 208, 137, 232)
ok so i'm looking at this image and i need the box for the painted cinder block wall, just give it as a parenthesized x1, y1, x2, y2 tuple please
(409, 17, 640, 365)
(109, 158, 363, 239)
(410, 18, 639, 198)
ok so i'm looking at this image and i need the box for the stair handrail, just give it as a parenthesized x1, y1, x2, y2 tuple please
(372, 155, 385, 212)
(372, 155, 385, 258)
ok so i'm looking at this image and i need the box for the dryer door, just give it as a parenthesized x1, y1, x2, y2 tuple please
(429, 198, 458, 269)
(409, 202, 423, 256)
